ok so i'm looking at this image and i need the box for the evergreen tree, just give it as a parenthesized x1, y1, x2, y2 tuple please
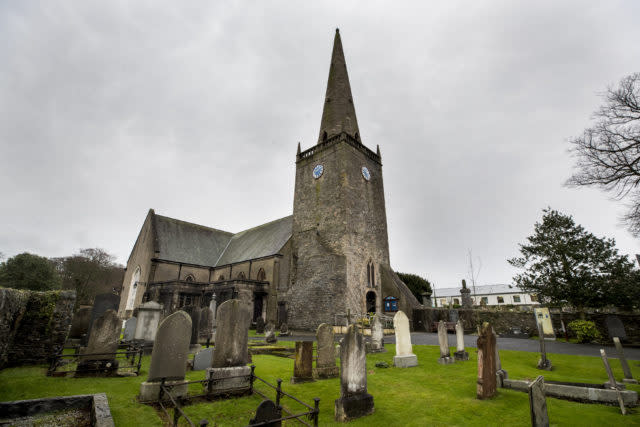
(0, 252, 62, 291)
(396, 272, 432, 301)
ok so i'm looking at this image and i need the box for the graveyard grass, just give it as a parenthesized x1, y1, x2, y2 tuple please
(1, 342, 639, 426)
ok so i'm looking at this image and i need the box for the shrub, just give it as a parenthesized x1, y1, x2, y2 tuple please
(568, 320, 602, 343)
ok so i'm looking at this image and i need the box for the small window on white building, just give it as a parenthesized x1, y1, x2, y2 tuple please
(497, 296, 504, 304)
(513, 295, 521, 303)
(481, 297, 488, 305)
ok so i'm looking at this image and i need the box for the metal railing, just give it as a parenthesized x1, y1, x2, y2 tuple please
(47, 346, 143, 377)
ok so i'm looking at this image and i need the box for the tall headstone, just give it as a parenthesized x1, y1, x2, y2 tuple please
(334, 324, 374, 422)
(123, 317, 137, 342)
(476, 322, 497, 399)
(460, 279, 472, 308)
(600, 349, 627, 415)
(613, 337, 637, 384)
(77, 309, 121, 376)
(437, 320, 454, 364)
(199, 307, 214, 342)
(605, 316, 626, 341)
(454, 320, 468, 361)
(133, 301, 163, 342)
(265, 322, 277, 344)
(207, 299, 252, 395)
(314, 323, 339, 378)
(86, 293, 119, 345)
(256, 317, 265, 334)
(291, 341, 314, 383)
(393, 311, 418, 368)
(536, 322, 552, 371)
(249, 399, 282, 427)
(528, 376, 549, 427)
(367, 314, 385, 353)
(139, 311, 192, 401)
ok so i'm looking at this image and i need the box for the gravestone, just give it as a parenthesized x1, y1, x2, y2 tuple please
(256, 317, 265, 334)
(69, 306, 92, 339)
(199, 307, 214, 341)
(600, 349, 627, 415)
(133, 301, 163, 342)
(449, 309, 459, 323)
(291, 341, 314, 383)
(494, 327, 507, 383)
(209, 294, 217, 327)
(367, 314, 385, 353)
(184, 305, 201, 346)
(207, 299, 252, 395)
(335, 324, 374, 422)
(123, 317, 137, 342)
(393, 311, 418, 368)
(249, 399, 282, 427)
(476, 322, 497, 399)
(192, 347, 214, 371)
(605, 316, 626, 341)
(86, 293, 119, 345)
(314, 323, 338, 378)
(460, 279, 472, 308)
(528, 376, 549, 427)
(77, 309, 120, 376)
(437, 320, 454, 364)
(613, 337, 637, 384)
(265, 322, 277, 344)
(279, 322, 290, 336)
(536, 322, 552, 371)
(454, 320, 468, 361)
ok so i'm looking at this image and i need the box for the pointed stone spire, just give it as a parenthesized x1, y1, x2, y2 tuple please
(297, 142, 301, 155)
(317, 29, 360, 144)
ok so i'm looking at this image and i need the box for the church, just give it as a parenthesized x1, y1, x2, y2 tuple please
(118, 30, 420, 330)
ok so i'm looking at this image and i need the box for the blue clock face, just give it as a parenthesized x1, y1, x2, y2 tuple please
(361, 166, 371, 181)
(313, 164, 324, 179)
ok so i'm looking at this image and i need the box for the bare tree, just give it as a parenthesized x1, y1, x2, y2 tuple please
(467, 249, 481, 300)
(567, 72, 640, 235)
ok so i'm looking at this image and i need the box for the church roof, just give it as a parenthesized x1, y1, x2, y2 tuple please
(153, 214, 233, 266)
(215, 216, 293, 266)
(317, 29, 360, 143)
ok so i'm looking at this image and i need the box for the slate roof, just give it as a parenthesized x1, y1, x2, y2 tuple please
(153, 214, 233, 266)
(433, 284, 525, 298)
(151, 212, 292, 267)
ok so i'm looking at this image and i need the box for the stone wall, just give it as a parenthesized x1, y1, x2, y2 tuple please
(0, 288, 76, 369)
(412, 307, 640, 344)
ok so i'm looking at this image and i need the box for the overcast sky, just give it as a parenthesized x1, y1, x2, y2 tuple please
(1, 1, 639, 289)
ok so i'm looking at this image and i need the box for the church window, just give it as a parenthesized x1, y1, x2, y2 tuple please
(237, 271, 246, 279)
(383, 296, 398, 312)
(126, 266, 141, 310)
(366, 261, 375, 288)
(185, 275, 194, 282)
(256, 268, 266, 281)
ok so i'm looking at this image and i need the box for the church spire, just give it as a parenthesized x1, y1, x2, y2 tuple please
(317, 29, 360, 144)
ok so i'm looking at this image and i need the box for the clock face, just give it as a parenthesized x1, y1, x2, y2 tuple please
(313, 164, 324, 179)
(361, 166, 371, 181)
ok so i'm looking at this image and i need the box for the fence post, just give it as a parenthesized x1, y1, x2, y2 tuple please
(159, 378, 166, 402)
(249, 365, 256, 394)
(275, 378, 282, 407)
(136, 349, 143, 375)
(313, 398, 320, 427)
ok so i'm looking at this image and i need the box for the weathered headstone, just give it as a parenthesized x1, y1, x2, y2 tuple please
(69, 306, 92, 339)
(613, 337, 637, 384)
(334, 324, 374, 422)
(421, 290, 432, 307)
(123, 317, 137, 342)
(279, 322, 289, 336)
(454, 320, 468, 361)
(477, 322, 497, 399)
(192, 347, 214, 371)
(207, 299, 252, 395)
(600, 349, 627, 415)
(437, 320, 454, 364)
(265, 322, 277, 344)
(314, 323, 338, 378)
(209, 294, 217, 328)
(249, 399, 282, 427)
(605, 316, 626, 341)
(367, 314, 385, 353)
(536, 322, 552, 371)
(256, 317, 265, 334)
(460, 279, 472, 308)
(291, 341, 314, 383)
(77, 309, 121, 376)
(528, 376, 549, 427)
(393, 311, 418, 368)
(139, 310, 192, 401)
(86, 293, 120, 345)
(133, 301, 163, 342)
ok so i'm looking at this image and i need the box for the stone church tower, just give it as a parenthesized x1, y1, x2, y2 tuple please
(287, 30, 394, 329)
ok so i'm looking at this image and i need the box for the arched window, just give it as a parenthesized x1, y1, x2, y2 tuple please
(185, 275, 194, 282)
(126, 266, 141, 310)
(237, 271, 246, 280)
(366, 260, 375, 288)
(256, 268, 266, 282)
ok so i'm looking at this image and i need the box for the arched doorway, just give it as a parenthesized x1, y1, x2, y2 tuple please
(126, 266, 141, 310)
(366, 291, 376, 313)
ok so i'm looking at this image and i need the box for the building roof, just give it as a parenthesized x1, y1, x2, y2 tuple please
(215, 216, 293, 266)
(433, 284, 525, 298)
(153, 214, 233, 266)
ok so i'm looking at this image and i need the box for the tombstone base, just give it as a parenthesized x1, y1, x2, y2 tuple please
(139, 380, 188, 402)
(334, 393, 374, 422)
(454, 351, 469, 361)
(437, 356, 455, 365)
(393, 354, 418, 368)
(536, 358, 552, 371)
(205, 366, 251, 396)
(622, 378, 638, 384)
(604, 381, 626, 390)
(314, 365, 339, 379)
(75, 359, 119, 377)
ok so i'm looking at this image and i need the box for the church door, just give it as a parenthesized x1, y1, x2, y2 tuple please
(366, 291, 376, 313)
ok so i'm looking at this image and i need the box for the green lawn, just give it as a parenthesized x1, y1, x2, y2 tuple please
(1, 344, 638, 426)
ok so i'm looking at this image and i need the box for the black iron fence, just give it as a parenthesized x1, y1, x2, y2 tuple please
(46, 346, 143, 377)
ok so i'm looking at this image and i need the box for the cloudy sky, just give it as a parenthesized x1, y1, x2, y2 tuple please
(1, 1, 639, 289)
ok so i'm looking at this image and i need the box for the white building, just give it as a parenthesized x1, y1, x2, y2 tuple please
(431, 284, 539, 307)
